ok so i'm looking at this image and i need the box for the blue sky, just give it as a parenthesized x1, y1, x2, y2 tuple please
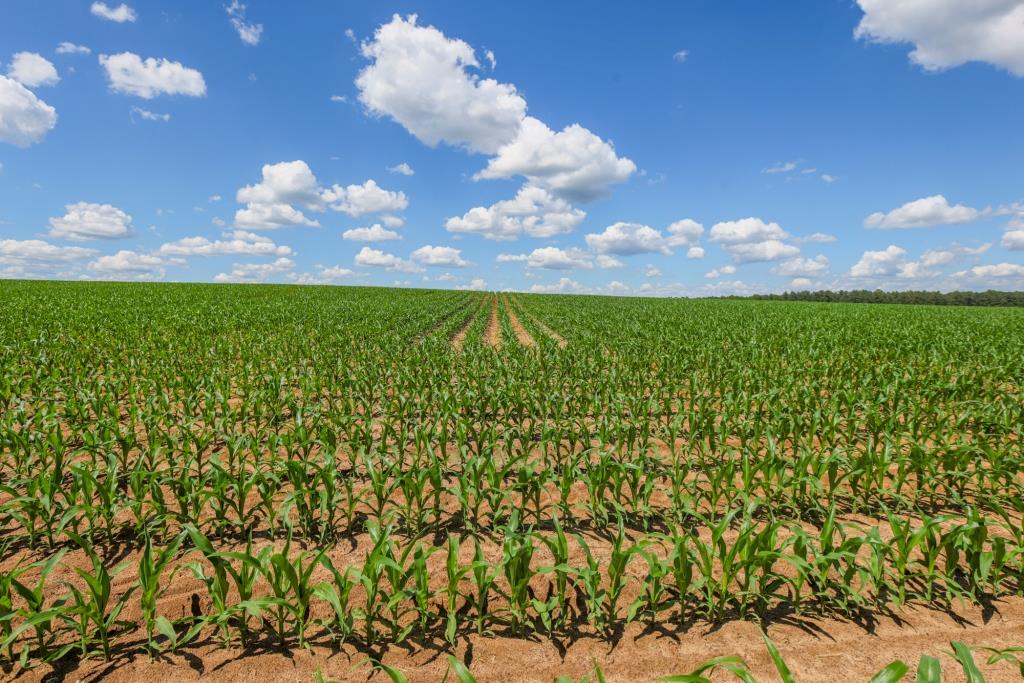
(1, 0, 1023, 295)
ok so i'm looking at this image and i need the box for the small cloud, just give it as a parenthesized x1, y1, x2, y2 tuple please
(800, 232, 837, 244)
(821, 174, 838, 183)
(673, 49, 689, 63)
(387, 162, 414, 176)
(90, 2, 136, 23)
(762, 161, 798, 174)
(7, 52, 60, 88)
(56, 42, 91, 55)
(484, 49, 497, 70)
(226, 0, 263, 46)
(330, 94, 348, 103)
(705, 265, 737, 279)
(344, 28, 357, 44)
(457, 277, 487, 291)
(130, 106, 170, 123)
(208, 195, 222, 202)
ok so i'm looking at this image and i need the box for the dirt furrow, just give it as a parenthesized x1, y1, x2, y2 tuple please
(450, 297, 484, 352)
(502, 296, 536, 348)
(516, 302, 567, 348)
(484, 296, 501, 349)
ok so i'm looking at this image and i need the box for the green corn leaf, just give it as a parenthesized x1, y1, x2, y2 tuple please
(761, 628, 796, 683)
(868, 660, 909, 683)
(915, 655, 941, 683)
(378, 663, 410, 683)
(447, 655, 478, 683)
(950, 642, 985, 683)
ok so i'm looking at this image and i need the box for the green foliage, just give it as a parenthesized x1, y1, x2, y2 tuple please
(0, 281, 1022, 677)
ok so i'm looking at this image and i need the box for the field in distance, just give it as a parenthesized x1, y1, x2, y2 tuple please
(1, 280, 1023, 682)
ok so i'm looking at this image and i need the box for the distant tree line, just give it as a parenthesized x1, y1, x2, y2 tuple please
(737, 289, 1024, 307)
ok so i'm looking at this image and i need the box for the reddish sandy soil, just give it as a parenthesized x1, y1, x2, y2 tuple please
(3, 522, 1022, 683)
(503, 297, 536, 349)
(484, 297, 501, 350)
(513, 303, 567, 349)
(450, 298, 484, 352)
(7, 600, 1023, 682)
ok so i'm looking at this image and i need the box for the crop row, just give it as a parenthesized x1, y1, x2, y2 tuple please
(1, 280, 1022, 677)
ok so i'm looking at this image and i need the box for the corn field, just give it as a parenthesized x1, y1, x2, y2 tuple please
(1, 280, 1022, 680)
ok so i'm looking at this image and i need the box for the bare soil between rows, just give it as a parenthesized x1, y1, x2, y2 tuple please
(484, 297, 501, 349)
(7, 599, 1023, 682)
(503, 296, 536, 349)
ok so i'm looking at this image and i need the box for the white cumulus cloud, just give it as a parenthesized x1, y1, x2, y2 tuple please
(356, 15, 634, 200)
(158, 230, 292, 257)
(356, 14, 526, 154)
(525, 246, 592, 270)
(849, 245, 919, 278)
(709, 217, 800, 263)
(864, 195, 981, 229)
(772, 255, 829, 277)
(445, 184, 584, 241)
(596, 254, 624, 268)
(710, 217, 789, 244)
(586, 222, 671, 256)
(1003, 229, 1024, 250)
(235, 161, 407, 228)
(476, 117, 636, 200)
(410, 244, 470, 268)
(48, 202, 133, 240)
(0, 75, 57, 147)
(790, 278, 813, 290)
(953, 262, 1024, 280)
(90, 2, 136, 23)
(725, 240, 800, 264)
(214, 257, 295, 283)
(666, 219, 705, 248)
(99, 52, 206, 99)
(457, 277, 488, 291)
(354, 246, 423, 272)
(7, 52, 60, 88)
(287, 265, 356, 284)
(342, 224, 402, 242)
(855, 0, 1024, 77)
(705, 265, 737, 279)
(585, 219, 705, 257)
(235, 160, 323, 229)
(0, 239, 97, 277)
(530, 277, 583, 293)
(323, 179, 408, 217)
(87, 250, 165, 280)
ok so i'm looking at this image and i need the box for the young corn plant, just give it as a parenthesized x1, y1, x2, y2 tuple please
(2, 551, 73, 669)
(61, 533, 136, 662)
(137, 531, 185, 656)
